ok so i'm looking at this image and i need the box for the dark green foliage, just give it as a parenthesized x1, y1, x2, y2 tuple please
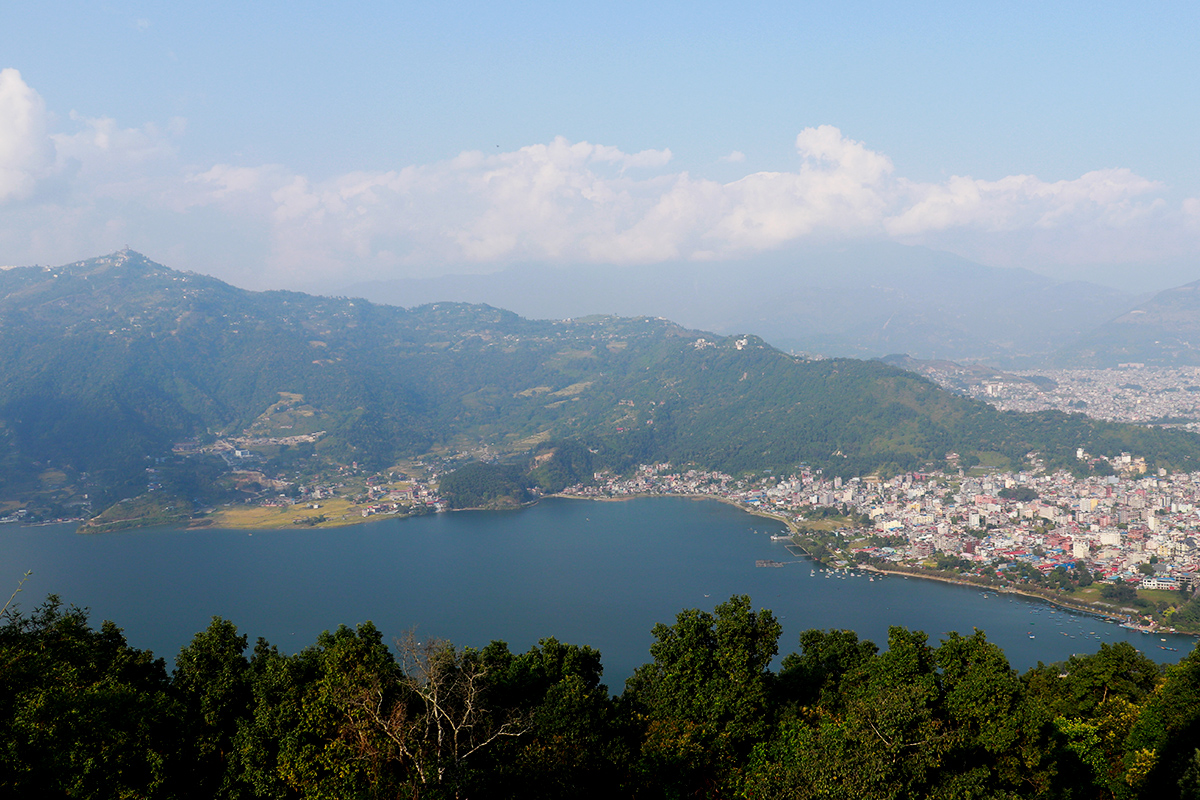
(232, 622, 408, 799)
(172, 618, 253, 798)
(1024, 642, 1161, 721)
(0, 596, 179, 799)
(743, 627, 1063, 799)
(9, 592, 1200, 797)
(529, 440, 595, 493)
(1173, 594, 1200, 629)
(624, 595, 781, 794)
(158, 454, 242, 504)
(1125, 646, 1200, 796)
(777, 628, 878, 711)
(1102, 581, 1142, 605)
(470, 638, 633, 799)
(227, 639, 308, 799)
(439, 461, 531, 508)
(999, 485, 1038, 502)
(281, 623, 406, 797)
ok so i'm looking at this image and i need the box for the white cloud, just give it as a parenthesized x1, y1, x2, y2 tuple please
(0, 68, 54, 202)
(719, 150, 745, 163)
(1, 68, 1197, 286)
(53, 112, 180, 171)
(887, 169, 1163, 236)
(1184, 197, 1200, 227)
(796, 125, 893, 184)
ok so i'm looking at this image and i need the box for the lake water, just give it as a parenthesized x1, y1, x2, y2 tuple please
(1, 497, 1193, 686)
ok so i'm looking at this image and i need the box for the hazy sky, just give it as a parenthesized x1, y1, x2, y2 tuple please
(1, 1, 1198, 291)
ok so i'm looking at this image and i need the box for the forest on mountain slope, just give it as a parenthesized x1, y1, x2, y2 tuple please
(3, 251, 1199, 518)
(4, 593, 1200, 799)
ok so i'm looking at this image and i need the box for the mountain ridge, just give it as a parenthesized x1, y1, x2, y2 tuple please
(1054, 277, 1200, 366)
(336, 242, 1143, 364)
(1, 250, 1196, 520)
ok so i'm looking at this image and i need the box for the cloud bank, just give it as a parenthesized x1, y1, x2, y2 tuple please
(1, 68, 1197, 286)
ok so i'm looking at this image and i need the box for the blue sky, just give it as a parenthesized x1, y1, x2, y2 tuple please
(1, 1, 1198, 290)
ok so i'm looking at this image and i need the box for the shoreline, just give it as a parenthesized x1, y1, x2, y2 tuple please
(858, 564, 1168, 629)
(553, 493, 1196, 633)
(58, 491, 1200, 635)
(550, 491, 798, 530)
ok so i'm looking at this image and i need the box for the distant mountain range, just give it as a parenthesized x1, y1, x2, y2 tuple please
(1054, 279, 1200, 367)
(3, 250, 1199, 520)
(338, 243, 1144, 366)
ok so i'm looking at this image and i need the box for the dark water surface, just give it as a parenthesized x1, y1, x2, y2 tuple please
(1, 497, 1193, 685)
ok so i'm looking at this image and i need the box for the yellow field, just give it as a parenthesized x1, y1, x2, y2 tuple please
(515, 386, 552, 397)
(550, 381, 593, 397)
(209, 498, 363, 529)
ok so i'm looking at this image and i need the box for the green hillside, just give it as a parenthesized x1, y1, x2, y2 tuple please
(2, 251, 1199, 518)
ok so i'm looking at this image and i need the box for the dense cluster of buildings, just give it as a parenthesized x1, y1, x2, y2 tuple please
(928, 365, 1200, 432)
(562, 454, 1200, 596)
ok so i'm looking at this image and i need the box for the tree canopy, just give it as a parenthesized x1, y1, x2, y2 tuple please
(3, 593, 1198, 799)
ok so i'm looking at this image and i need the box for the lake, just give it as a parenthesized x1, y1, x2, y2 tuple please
(0, 497, 1193, 686)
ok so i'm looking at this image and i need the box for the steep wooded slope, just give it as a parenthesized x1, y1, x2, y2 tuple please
(1, 251, 1196, 507)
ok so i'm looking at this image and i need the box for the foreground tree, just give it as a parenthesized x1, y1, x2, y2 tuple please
(775, 628, 878, 712)
(375, 632, 529, 795)
(173, 617, 253, 799)
(0, 596, 180, 799)
(472, 637, 635, 799)
(1023, 642, 1163, 796)
(1125, 645, 1200, 797)
(279, 622, 406, 798)
(625, 594, 781, 796)
(7, 590, 1200, 799)
(744, 628, 1061, 799)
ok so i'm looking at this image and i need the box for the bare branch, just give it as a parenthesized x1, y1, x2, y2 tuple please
(1, 570, 32, 619)
(382, 629, 531, 788)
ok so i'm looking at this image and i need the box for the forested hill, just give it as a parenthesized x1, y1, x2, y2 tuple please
(1, 251, 1198, 513)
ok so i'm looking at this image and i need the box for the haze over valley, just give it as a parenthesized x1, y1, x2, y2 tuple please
(340, 241, 1148, 365)
(7, 4, 1200, 797)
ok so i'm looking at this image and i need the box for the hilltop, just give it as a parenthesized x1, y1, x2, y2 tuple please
(1055, 278, 1200, 366)
(1, 251, 1197, 522)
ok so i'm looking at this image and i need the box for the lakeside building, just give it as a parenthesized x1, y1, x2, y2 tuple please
(562, 456, 1200, 597)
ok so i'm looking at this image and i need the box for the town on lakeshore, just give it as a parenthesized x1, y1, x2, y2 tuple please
(8, 359, 1200, 638)
(559, 449, 1200, 635)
